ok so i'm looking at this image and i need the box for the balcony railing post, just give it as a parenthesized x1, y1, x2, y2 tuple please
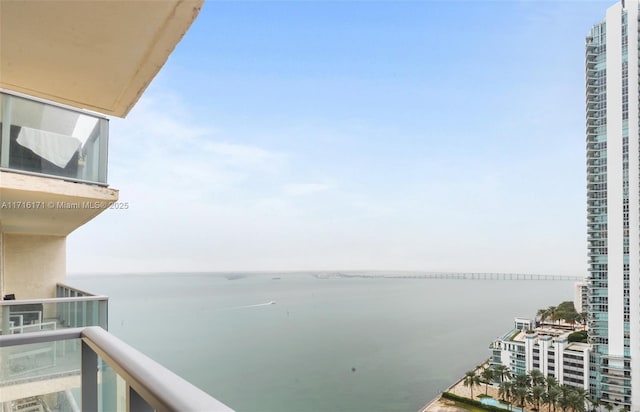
(98, 119, 108, 183)
(81, 341, 98, 411)
(128, 385, 154, 412)
(1, 306, 9, 336)
(99, 300, 108, 330)
(0, 94, 11, 168)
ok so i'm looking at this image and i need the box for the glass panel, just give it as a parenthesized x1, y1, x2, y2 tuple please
(0, 92, 108, 184)
(0, 299, 108, 335)
(0, 338, 81, 410)
(98, 359, 126, 412)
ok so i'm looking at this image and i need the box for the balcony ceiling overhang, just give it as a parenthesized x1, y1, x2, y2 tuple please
(0, 171, 118, 236)
(0, 0, 203, 118)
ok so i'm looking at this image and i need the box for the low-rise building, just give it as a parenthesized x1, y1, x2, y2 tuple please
(490, 318, 590, 389)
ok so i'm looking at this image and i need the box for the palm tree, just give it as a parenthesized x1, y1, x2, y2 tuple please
(547, 385, 562, 412)
(569, 387, 589, 412)
(530, 369, 545, 387)
(513, 385, 529, 409)
(494, 364, 512, 383)
(529, 385, 546, 411)
(579, 312, 589, 327)
(567, 388, 587, 412)
(537, 308, 549, 324)
(463, 370, 481, 400)
(547, 306, 558, 324)
(545, 375, 559, 392)
(587, 397, 600, 412)
(565, 312, 580, 329)
(499, 381, 514, 403)
(481, 367, 495, 395)
(542, 391, 552, 412)
(558, 385, 574, 412)
(500, 381, 516, 412)
(513, 373, 531, 389)
(538, 306, 557, 324)
(603, 402, 614, 412)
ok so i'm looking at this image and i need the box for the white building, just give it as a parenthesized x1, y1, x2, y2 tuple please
(574, 281, 589, 314)
(490, 319, 590, 390)
(586, 1, 639, 408)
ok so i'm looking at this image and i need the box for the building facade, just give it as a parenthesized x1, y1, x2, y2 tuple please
(490, 319, 590, 390)
(575, 281, 589, 314)
(586, 1, 640, 408)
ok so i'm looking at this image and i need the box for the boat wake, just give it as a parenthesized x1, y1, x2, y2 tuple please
(231, 301, 276, 309)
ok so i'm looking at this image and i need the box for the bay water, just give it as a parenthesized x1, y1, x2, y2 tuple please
(69, 273, 577, 412)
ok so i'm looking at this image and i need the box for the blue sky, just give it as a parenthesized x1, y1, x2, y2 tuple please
(68, 0, 613, 275)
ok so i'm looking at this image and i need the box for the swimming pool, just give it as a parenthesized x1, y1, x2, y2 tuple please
(480, 397, 525, 412)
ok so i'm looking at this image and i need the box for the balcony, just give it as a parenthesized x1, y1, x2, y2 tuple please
(0, 90, 108, 185)
(0, 327, 234, 411)
(0, 90, 118, 236)
(1, 283, 108, 335)
(0, 284, 234, 411)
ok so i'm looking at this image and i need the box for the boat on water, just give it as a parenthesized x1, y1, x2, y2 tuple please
(269, 301, 277, 305)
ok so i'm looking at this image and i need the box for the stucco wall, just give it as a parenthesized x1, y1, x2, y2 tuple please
(1, 233, 66, 299)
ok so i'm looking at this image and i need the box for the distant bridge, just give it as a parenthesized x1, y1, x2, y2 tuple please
(333, 272, 583, 281)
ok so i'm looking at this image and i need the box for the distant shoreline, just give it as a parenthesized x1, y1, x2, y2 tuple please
(69, 270, 583, 281)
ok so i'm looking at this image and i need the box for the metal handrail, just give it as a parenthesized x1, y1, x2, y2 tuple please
(0, 327, 84, 347)
(83, 327, 233, 412)
(0, 295, 108, 306)
(0, 326, 234, 412)
(57, 282, 102, 297)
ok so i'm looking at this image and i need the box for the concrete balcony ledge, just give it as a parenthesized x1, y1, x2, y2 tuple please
(0, 170, 118, 235)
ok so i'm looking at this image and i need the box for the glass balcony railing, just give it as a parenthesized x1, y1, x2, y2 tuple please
(0, 285, 107, 410)
(0, 90, 108, 185)
(0, 285, 234, 411)
(0, 327, 235, 412)
(0, 283, 108, 336)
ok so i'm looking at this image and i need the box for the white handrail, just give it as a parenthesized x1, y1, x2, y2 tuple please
(0, 295, 108, 306)
(0, 327, 235, 412)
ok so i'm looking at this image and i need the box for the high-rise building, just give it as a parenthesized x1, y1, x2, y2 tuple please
(586, 1, 640, 408)
(575, 281, 589, 314)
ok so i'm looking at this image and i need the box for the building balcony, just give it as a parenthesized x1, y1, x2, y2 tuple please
(0, 327, 234, 412)
(600, 386, 631, 398)
(1, 90, 108, 185)
(0, 284, 234, 411)
(1, 283, 108, 336)
(0, 91, 118, 237)
(600, 377, 630, 389)
(600, 394, 631, 407)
